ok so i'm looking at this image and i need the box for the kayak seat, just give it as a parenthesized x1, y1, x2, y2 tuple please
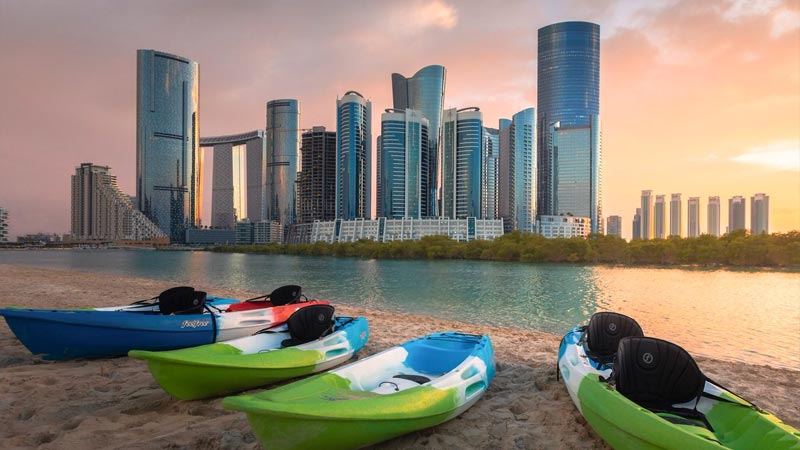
(585, 312, 643, 365)
(158, 287, 207, 315)
(613, 336, 704, 408)
(372, 374, 432, 394)
(281, 304, 335, 347)
(268, 285, 303, 306)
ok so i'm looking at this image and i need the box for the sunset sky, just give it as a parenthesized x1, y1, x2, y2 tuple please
(0, 0, 798, 240)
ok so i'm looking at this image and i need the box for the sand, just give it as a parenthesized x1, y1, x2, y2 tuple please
(0, 263, 797, 450)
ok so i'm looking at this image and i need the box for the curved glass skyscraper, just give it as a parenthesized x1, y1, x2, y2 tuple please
(537, 21, 600, 221)
(265, 99, 300, 226)
(392, 65, 445, 217)
(136, 49, 200, 243)
(336, 91, 372, 220)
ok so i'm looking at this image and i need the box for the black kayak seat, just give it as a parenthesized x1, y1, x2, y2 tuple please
(268, 285, 303, 306)
(158, 286, 207, 315)
(281, 304, 335, 347)
(585, 312, 644, 364)
(613, 336, 705, 408)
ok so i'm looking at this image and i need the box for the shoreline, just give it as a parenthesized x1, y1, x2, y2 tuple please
(0, 264, 798, 449)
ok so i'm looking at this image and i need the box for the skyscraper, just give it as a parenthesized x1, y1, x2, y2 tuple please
(708, 196, 721, 236)
(72, 163, 165, 241)
(482, 127, 500, 220)
(376, 135, 383, 218)
(0, 207, 8, 243)
(392, 65, 446, 217)
(266, 99, 300, 226)
(548, 115, 602, 233)
(632, 208, 642, 240)
(379, 109, 429, 219)
(750, 193, 769, 235)
(606, 215, 622, 237)
(336, 91, 372, 220)
(687, 197, 700, 238)
(200, 130, 266, 228)
(669, 193, 682, 237)
(728, 195, 746, 233)
(640, 190, 654, 239)
(298, 127, 337, 223)
(136, 49, 201, 242)
(537, 21, 600, 220)
(498, 109, 536, 232)
(654, 195, 666, 239)
(442, 107, 483, 218)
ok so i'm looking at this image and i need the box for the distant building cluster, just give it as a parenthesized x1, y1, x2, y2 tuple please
(0, 207, 8, 243)
(286, 218, 504, 244)
(630, 191, 769, 240)
(66, 21, 605, 244)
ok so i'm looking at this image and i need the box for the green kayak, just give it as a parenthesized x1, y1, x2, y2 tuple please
(130, 308, 368, 400)
(223, 332, 495, 450)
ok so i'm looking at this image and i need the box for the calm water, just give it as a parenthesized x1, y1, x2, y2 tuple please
(1, 249, 798, 369)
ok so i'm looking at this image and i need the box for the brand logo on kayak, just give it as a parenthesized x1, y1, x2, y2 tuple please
(642, 352, 654, 365)
(608, 322, 617, 332)
(181, 319, 210, 328)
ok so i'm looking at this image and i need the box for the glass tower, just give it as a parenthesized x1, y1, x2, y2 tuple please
(266, 99, 300, 226)
(136, 49, 200, 242)
(392, 65, 446, 217)
(708, 196, 721, 236)
(728, 196, 746, 233)
(442, 107, 483, 218)
(298, 127, 337, 223)
(380, 109, 429, 219)
(537, 21, 600, 219)
(511, 108, 536, 232)
(482, 127, 500, 220)
(640, 190, 654, 239)
(687, 197, 700, 238)
(336, 91, 372, 220)
(670, 193, 682, 237)
(750, 193, 769, 235)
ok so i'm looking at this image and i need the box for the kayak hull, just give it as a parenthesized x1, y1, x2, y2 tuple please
(129, 316, 369, 400)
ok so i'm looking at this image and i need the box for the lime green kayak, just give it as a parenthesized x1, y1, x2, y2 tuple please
(129, 315, 368, 400)
(558, 314, 800, 450)
(223, 332, 495, 450)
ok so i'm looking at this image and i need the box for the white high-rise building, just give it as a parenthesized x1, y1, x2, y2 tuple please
(669, 193, 682, 237)
(687, 197, 700, 238)
(654, 194, 666, 239)
(640, 190, 654, 239)
(728, 196, 746, 233)
(71, 163, 166, 241)
(750, 193, 769, 235)
(708, 196, 721, 236)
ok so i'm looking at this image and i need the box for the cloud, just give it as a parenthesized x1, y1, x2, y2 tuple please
(721, 0, 780, 21)
(771, 8, 800, 38)
(410, 0, 458, 31)
(732, 140, 800, 171)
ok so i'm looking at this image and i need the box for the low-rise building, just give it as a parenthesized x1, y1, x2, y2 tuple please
(535, 215, 591, 239)
(287, 217, 505, 244)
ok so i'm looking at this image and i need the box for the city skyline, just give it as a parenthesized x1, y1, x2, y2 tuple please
(1, 1, 798, 240)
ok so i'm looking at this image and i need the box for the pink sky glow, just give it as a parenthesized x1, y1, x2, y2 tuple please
(0, 0, 798, 240)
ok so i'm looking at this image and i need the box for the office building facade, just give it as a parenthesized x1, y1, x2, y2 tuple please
(72, 163, 166, 242)
(392, 65, 446, 217)
(606, 215, 622, 237)
(336, 91, 372, 220)
(547, 115, 602, 233)
(289, 217, 504, 244)
(708, 196, 721, 236)
(750, 193, 769, 235)
(536, 215, 591, 238)
(498, 109, 536, 232)
(442, 107, 483, 219)
(728, 196, 746, 233)
(266, 99, 300, 226)
(654, 195, 666, 239)
(632, 208, 642, 240)
(136, 49, 201, 242)
(670, 193, 682, 237)
(687, 197, 700, 238)
(640, 190, 654, 239)
(537, 21, 600, 219)
(482, 127, 500, 220)
(379, 109, 429, 219)
(298, 127, 337, 224)
(200, 130, 266, 229)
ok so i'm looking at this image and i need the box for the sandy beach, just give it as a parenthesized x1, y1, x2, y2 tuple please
(0, 263, 797, 450)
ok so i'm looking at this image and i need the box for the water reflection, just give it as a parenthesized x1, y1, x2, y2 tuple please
(1, 250, 797, 369)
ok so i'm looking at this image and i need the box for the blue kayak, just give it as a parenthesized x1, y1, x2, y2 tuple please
(0, 286, 330, 360)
